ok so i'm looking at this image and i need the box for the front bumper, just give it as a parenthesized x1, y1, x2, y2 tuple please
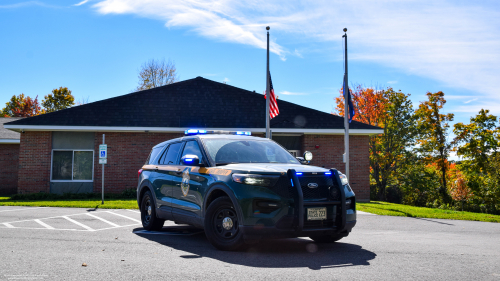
(240, 220, 356, 240)
(240, 168, 356, 239)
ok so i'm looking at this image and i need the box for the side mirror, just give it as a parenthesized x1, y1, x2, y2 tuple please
(296, 157, 309, 165)
(181, 154, 200, 166)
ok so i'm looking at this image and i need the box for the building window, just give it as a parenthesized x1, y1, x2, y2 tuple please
(51, 150, 94, 182)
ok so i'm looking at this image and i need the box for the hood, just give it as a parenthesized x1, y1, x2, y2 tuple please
(218, 163, 330, 174)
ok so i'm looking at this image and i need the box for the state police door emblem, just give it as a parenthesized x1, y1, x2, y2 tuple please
(181, 168, 190, 196)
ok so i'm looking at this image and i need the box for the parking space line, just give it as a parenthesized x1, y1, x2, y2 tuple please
(127, 210, 140, 214)
(62, 216, 94, 231)
(85, 213, 120, 227)
(3, 223, 14, 228)
(0, 207, 46, 213)
(106, 211, 142, 223)
(34, 219, 55, 229)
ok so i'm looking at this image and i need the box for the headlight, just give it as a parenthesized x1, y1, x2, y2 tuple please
(232, 174, 279, 187)
(339, 174, 349, 186)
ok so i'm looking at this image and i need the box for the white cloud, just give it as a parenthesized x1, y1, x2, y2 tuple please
(463, 98, 478, 104)
(280, 91, 308, 96)
(223, 77, 230, 83)
(74, 0, 90, 6)
(91, 0, 500, 101)
(0, 1, 57, 8)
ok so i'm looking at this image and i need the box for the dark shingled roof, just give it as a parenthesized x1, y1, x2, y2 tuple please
(0, 118, 23, 139)
(5, 77, 380, 130)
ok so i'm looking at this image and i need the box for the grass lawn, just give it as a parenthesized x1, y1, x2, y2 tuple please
(358, 201, 500, 223)
(0, 197, 138, 209)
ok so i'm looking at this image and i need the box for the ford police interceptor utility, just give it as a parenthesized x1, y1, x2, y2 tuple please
(137, 130, 356, 251)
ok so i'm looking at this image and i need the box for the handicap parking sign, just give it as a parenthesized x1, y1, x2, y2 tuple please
(99, 144, 107, 159)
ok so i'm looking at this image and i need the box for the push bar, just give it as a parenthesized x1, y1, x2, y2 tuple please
(330, 168, 346, 232)
(287, 169, 304, 232)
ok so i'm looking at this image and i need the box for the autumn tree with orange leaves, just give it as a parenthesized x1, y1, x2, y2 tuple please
(335, 86, 417, 201)
(1, 94, 44, 117)
(415, 91, 454, 205)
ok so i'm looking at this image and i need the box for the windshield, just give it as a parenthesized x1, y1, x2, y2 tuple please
(202, 139, 300, 165)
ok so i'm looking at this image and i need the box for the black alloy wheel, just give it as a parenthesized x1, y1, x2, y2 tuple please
(204, 196, 245, 251)
(214, 207, 239, 239)
(140, 191, 165, 231)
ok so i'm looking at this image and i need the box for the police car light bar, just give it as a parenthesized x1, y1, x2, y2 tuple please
(184, 129, 251, 136)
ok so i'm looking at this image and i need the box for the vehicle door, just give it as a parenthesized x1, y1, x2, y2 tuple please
(171, 140, 209, 219)
(153, 142, 184, 210)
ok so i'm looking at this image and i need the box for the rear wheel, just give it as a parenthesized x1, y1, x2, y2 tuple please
(140, 191, 165, 231)
(309, 234, 347, 243)
(204, 196, 245, 251)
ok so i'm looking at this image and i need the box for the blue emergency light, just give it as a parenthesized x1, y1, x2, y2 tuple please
(325, 172, 332, 176)
(184, 129, 208, 135)
(184, 129, 251, 136)
(296, 172, 303, 176)
(184, 158, 194, 163)
(236, 131, 251, 136)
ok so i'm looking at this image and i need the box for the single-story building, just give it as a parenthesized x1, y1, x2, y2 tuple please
(4, 77, 382, 201)
(0, 117, 23, 195)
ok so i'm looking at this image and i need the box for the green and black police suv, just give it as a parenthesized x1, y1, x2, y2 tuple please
(137, 130, 356, 250)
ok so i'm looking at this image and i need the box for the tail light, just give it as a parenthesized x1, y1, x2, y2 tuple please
(138, 169, 143, 178)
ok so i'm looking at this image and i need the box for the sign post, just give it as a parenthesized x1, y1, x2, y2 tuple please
(99, 135, 107, 204)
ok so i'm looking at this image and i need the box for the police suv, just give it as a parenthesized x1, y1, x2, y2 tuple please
(137, 130, 356, 251)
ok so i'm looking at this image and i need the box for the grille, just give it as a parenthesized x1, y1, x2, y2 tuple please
(269, 176, 293, 199)
(299, 176, 332, 199)
(269, 175, 334, 200)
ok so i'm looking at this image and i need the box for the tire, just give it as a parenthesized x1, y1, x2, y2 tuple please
(309, 234, 347, 243)
(204, 196, 245, 251)
(140, 191, 165, 231)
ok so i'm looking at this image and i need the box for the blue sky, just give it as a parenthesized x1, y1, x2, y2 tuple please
(1, 0, 499, 150)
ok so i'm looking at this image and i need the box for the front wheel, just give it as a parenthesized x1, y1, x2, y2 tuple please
(309, 233, 347, 243)
(204, 196, 245, 251)
(140, 191, 165, 231)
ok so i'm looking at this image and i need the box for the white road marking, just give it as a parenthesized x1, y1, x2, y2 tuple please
(62, 216, 95, 231)
(34, 219, 55, 229)
(0, 207, 46, 213)
(0, 210, 140, 232)
(127, 209, 141, 214)
(106, 211, 142, 223)
(357, 211, 377, 215)
(85, 213, 120, 227)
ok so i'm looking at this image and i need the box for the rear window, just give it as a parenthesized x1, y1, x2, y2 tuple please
(159, 142, 183, 165)
(147, 146, 164, 165)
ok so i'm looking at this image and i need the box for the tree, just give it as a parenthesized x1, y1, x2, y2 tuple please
(2, 94, 44, 117)
(415, 91, 454, 204)
(452, 109, 500, 212)
(136, 58, 178, 91)
(11, 95, 44, 117)
(452, 109, 500, 170)
(42, 87, 75, 113)
(335, 86, 417, 201)
(2, 94, 26, 117)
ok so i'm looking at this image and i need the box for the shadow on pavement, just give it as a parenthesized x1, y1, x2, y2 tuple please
(133, 225, 376, 270)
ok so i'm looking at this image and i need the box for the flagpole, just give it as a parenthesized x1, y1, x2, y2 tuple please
(343, 28, 349, 180)
(266, 26, 271, 139)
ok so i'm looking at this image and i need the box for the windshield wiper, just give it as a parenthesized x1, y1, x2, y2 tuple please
(216, 162, 238, 166)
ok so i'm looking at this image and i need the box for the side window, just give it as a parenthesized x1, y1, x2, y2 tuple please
(160, 142, 183, 165)
(180, 141, 204, 164)
(148, 146, 164, 165)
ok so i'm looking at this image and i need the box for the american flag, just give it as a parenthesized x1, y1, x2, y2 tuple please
(264, 72, 279, 119)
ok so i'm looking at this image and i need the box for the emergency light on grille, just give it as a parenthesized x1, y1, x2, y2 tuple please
(184, 129, 251, 136)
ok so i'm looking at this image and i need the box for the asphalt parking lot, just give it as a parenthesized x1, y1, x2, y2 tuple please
(0, 206, 499, 280)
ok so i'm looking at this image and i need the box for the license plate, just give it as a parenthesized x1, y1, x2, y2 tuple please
(307, 207, 327, 221)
